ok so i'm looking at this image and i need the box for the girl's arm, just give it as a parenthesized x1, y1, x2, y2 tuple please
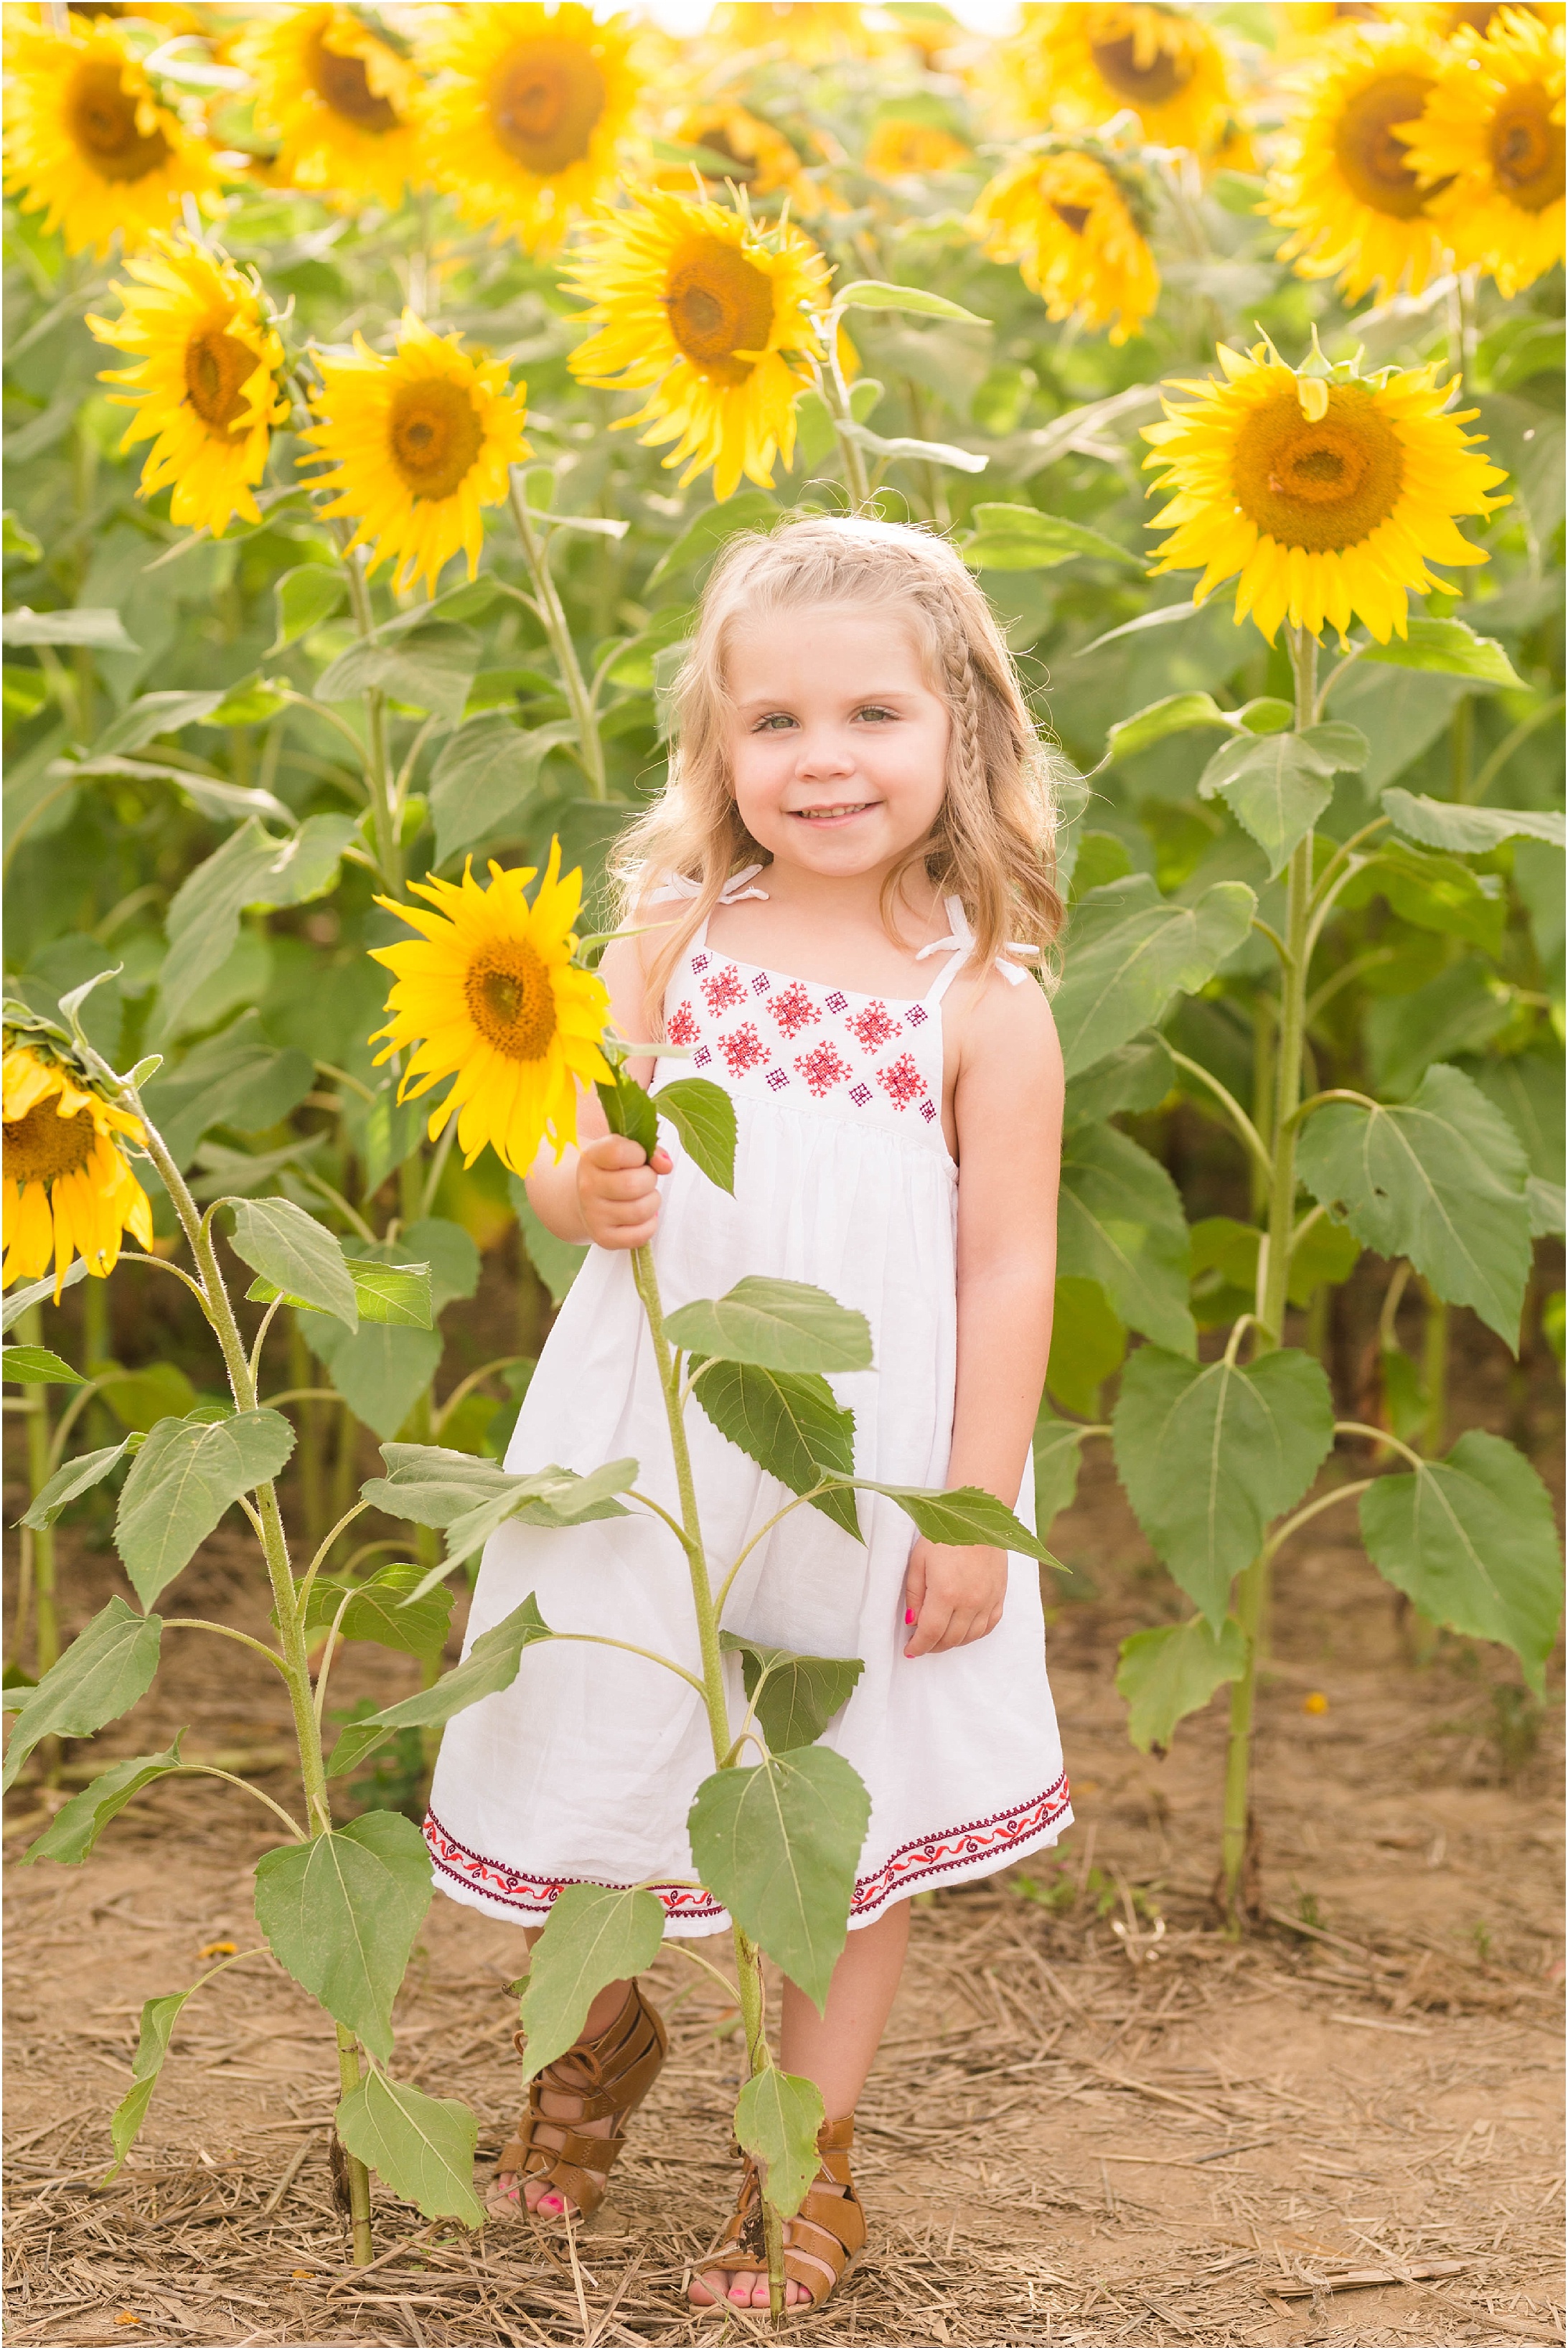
(903, 975, 1062, 1657)
(524, 931, 668, 1248)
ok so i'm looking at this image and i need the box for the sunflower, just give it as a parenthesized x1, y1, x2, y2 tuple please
(300, 311, 530, 597)
(370, 845, 613, 1175)
(416, 3, 641, 254)
(1266, 24, 1451, 300)
(233, 4, 424, 213)
(565, 188, 830, 502)
(865, 117, 972, 177)
(1406, 3, 1564, 34)
(3, 1040, 153, 1301)
(973, 149, 1159, 344)
(87, 232, 286, 540)
(2, 17, 217, 258)
(654, 102, 814, 208)
(705, 4, 888, 62)
(1396, 7, 1564, 296)
(1001, 5, 1235, 154)
(1142, 343, 1510, 645)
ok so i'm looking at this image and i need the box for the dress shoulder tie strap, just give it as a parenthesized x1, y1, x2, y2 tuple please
(915, 896, 1040, 1003)
(644, 865, 769, 959)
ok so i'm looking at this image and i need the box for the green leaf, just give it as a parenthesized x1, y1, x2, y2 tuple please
(735, 2067, 826, 2222)
(208, 674, 289, 728)
(1046, 1275, 1125, 1417)
(1112, 1347, 1335, 1625)
(97, 1361, 201, 1434)
(1, 1597, 162, 1793)
(360, 1441, 516, 1528)
(1104, 692, 1234, 762)
(1463, 1052, 1564, 1185)
(853, 1479, 1051, 1559)
(1034, 1403, 1088, 1533)
(645, 491, 782, 590)
(1360, 1432, 1562, 1693)
(720, 1633, 865, 1752)
(140, 1010, 313, 1167)
(430, 713, 580, 865)
(1053, 878, 1254, 1076)
(227, 1196, 359, 1330)
(691, 1360, 860, 1541)
(302, 1566, 454, 1669)
(1366, 958, 1511, 1099)
(438, 1458, 637, 1580)
(1527, 1176, 1565, 1236)
(1381, 786, 1565, 855)
(248, 1256, 432, 1330)
(687, 1747, 870, 2011)
(1287, 1215, 1361, 1306)
(1116, 1617, 1246, 1755)
(841, 420, 987, 472)
(114, 1408, 296, 1607)
(254, 1811, 432, 2061)
(1076, 600, 1198, 660)
(1296, 1063, 1532, 1348)
(836, 279, 987, 324)
(91, 687, 228, 758)
(1058, 1122, 1193, 1355)
(19, 1437, 131, 1529)
(1198, 725, 1366, 878)
(326, 1594, 555, 1779)
(316, 623, 480, 722)
(20, 1734, 187, 1865)
(269, 562, 344, 652)
(1359, 617, 1524, 687)
(2, 1345, 85, 1385)
(107, 1991, 189, 2177)
(516, 1884, 666, 2082)
(155, 821, 291, 1036)
(666, 1277, 873, 1374)
(1062, 1033, 1175, 1131)
(596, 1066, 659, 1160)
(2, 606, 139, 652)
(304, 1320, 443, 1442)
(4, 510, 42, 560)
(654, 1077, 736, 1195)
(1, 1257, 89, 1330)
(334, 2070, 484, 2229)
(962, 504, 1135, 572)
(1343, 839, 1507, 954)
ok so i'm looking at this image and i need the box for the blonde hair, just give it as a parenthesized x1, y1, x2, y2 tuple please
(612, 514, 1066, 1030)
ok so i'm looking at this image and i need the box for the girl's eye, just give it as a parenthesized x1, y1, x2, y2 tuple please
(754, 713, 797, 732)
(855, 705, 895, 723)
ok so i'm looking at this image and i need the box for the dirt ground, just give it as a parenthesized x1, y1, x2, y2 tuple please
(4, 1311, 1564, 2350)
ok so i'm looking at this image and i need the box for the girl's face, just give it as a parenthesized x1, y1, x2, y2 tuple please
(723, 603, 950, 880)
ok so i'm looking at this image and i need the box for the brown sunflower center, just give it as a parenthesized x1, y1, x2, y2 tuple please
(665, 238, 774, 385)
(1053, 201, 1093, 235)
(388, 377, 485, 502)
(1333, 71, 1437, 217)
(1232, 383, 1404, 553)
(488, 36, 606, 177)
(5, 1099, 96, 1186)
(184, 326, 257, 439)
(464, 944, 558, 1062)
(1490, 82, 1564, 211)
(1089, 28, 1193, 107)
(67, 57, 172, 184)
(308, 29, 400, 132)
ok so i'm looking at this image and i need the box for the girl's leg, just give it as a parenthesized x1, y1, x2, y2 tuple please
(494, 1931, 634, 2217)
(690, 1900, 911, 2308)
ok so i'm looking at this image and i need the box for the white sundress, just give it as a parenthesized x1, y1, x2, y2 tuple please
(424, 873, 1072, 1939)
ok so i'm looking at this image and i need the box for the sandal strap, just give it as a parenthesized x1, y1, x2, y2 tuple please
(497, 1980, 668, 2219)
(693, 2116, 864, 2312)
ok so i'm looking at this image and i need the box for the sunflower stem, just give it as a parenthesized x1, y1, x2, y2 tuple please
(817, 322, 871, 509)
(507, 474, 607, 799)
(338, 534, 403, 895)
(14, 1306, 60, 1774)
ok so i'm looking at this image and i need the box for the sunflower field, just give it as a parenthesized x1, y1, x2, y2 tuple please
(2, 0, 1564, 2278)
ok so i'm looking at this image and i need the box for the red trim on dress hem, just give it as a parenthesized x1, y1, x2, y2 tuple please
(423, 1776, 1071, 1923)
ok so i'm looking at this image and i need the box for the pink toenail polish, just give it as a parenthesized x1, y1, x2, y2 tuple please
(905, 1608, 916, 1624)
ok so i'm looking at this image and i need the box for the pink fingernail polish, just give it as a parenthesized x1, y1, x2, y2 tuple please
(905, 1608, 916, 1625)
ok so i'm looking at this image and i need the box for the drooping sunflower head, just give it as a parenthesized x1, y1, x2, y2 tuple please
(565, 187, 830, 502)
(1001, 4, 1236, 154)
(972, 146, 1160, 344)
(1142, 342, 1511, 645)
(416, 1, 642, 253)
(705, 3, 889, 62)
(370, 843, 613, 1175)
(233, 4, 426, 212)
(865, 116, 972, 178)
(654, 102, 814, 208)
(300, 310, 530, 596)
(1396, 6, 1564, 295)
(1266, 22, 1452, 299)
(3, 1037, 153, 1299)
(2, 17, 217, 257)
(1405, 3, 1564, 34)
(87, 232, 288, 540)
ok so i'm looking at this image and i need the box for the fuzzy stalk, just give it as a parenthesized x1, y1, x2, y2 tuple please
(507, 476, 607, 800)
(339, 537, 403, 895)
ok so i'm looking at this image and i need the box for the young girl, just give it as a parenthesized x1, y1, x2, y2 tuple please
(424, 516, 1071, 2313)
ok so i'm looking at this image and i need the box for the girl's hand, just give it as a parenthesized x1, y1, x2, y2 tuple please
(902, 1540, 1006, 1658)
(576, 1134, 672, 1250)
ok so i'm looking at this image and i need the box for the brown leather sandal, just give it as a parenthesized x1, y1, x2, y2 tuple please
(488, 1980, 667, 2224)
(691, 2115, 866, 2316)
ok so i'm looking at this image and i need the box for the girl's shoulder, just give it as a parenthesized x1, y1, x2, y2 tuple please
(949, 959, 1062, 1078)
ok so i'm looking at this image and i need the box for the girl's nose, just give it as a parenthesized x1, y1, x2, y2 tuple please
(794, 728, 855, 779)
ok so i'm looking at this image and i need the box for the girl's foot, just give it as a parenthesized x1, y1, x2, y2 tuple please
(487, 1980, 667, 2226)
(688, 2118, 865, 2314)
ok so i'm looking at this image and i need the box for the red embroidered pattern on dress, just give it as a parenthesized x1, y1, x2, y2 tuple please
(718, 1023, 769, 1076)
(769, 982, 819, 1039)
(796, 1041, 852, 1096)
(423, 1777, 1070, 1925)
(847, 1001, 899, 1053)
(700, 964, 746, 1015)
(666, 1002, 699, 1047)
(875, 1052, 927, 1110)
